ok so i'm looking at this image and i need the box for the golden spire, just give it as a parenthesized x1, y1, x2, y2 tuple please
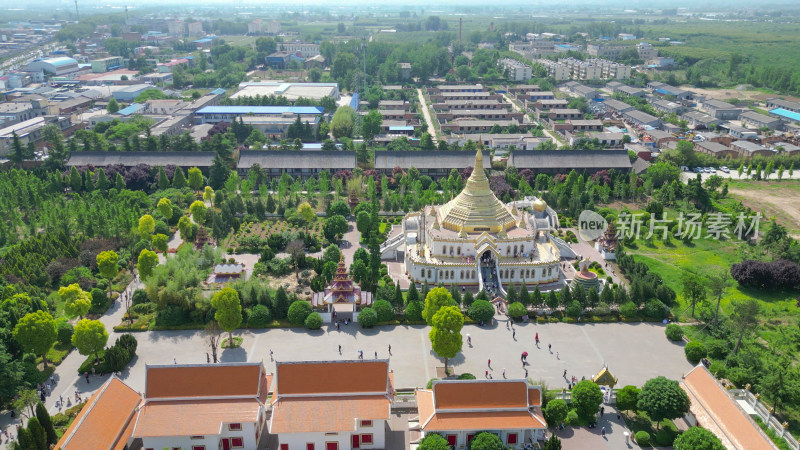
(459, 225, 467, 238)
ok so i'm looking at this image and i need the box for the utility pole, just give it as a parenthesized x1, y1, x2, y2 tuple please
(74, 0, 80, 21)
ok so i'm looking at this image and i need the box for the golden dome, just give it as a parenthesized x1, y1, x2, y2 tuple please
(532, 198, 547, 212)
(436, 150, 516, 234)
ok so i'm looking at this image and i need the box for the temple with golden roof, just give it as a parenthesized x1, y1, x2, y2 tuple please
(311, 256, 373, 321)
(400, 150, 563, 295)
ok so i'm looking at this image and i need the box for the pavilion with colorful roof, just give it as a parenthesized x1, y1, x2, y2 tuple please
(311, 256, 373, 322)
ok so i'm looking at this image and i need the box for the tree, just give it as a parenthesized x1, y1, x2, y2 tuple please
(13, 311, 57, 368)
(418, 433, 449, 450)
(173, 167, 187, 188)
(96, 250, 119, 288)
(178, 216, 193, 241)
(616, 385, 640, 412)
(60, 284, 91, 319)
(297, 201, 316, 230)
(72, 319, 109, 362)
(28, 416, 47, 450)
(429, 306, 463, 373)
(508, 302, 526, 319)
(358, 307, 378, 328)
(730, 298, 760, 355)
(324, 215, 348, 242)
(205, 320, 221, 363)
(681, 273, 706, 317)
(356, 210, 372, 237)
(138, 214, 155, 238)
(469, 432, 504, 450)
(212, 288, 243, 344)
(544, 398, 569, 427)
(35, 402, 57, 446)
(188, 167, 204, 191)
(422, 287, 456, 325)
(759, 354, 800, 414)
(287, 300, 313, 325)
(331, 106, 357, 139)
(13, 389, 40, 419)
(152, 233, 169, 254)
(373, 299, 394, 322)
(157, 198, 173, 220)
(706, 270, 730, 326)
(572, 380, 603, 420)
(137, 249, 159, 279)
(673, 426, 725, 450)
(468, 299, 495, 322)
(361, 110, 383, 142)
(107, 98, 120, 114)
(543, 434, 562, 450)
(637, 376, 691, 427)
(203, 186, 215, 207)
(328, 200, 351, 217)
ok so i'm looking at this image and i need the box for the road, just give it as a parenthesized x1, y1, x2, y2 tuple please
(416, 88, 438, 144)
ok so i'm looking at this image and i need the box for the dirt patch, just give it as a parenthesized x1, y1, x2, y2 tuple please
(727, 185, 800, 238)
(264, 273, 314, 299)
(683, 86, 800, 104)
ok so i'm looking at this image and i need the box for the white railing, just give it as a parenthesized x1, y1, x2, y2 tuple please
(380, 233, 404, 254)
(730, 389, 800, 450)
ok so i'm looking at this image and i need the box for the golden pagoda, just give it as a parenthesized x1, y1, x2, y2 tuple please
(435, 150, 516, 234)
(311, 256, 373, 319)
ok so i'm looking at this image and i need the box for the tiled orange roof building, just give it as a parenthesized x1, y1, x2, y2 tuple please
(680, 364, 774, 450)
(415, 379, 547, 448)
(269, 360, 394, 450)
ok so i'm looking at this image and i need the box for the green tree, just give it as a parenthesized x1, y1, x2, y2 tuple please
(356, 210, 372, 237)
(373, 299, 394, 322)
(60, 284, 91, 320)
(297, 201, 316, 230)
(469, 432, 504, 450)
(468, 299, 495, 322)
(17, 427, 35, 450)
(188, 167, 204, 191)
(96, 250, 119, 286)
(107, 98, 120, 114)
(681, 273, 706, 318)
(331, 106, 357, 139)
(287, 300, 312, 325)
(361, 110, 383, 142)
(637, 376, 691, 427)
(178, 216, 193, 241)
(418, 433, 449, 450)
(429, 306, 463, 373)
(13, 311, 57, 368)
(324, 215, 348, 242)
(72, 319, 109, 362)
(204, 186, 215, 206)
(35, 402, 57, 446)
(157, 197, 173, 220)
(543, 434, 562, 450)
(358, 307, 378, 328)
(173, 167, 187, 188)
(673, 426, 724, 450)
(212, 287, 243, 343)
(422, 287, 457, 325)
(616, 385, 640, 412)
(190, 200, 207, 224)
(28, 416, 47, 450)
(13, 389, 40, 419)
(407, 282, 420, 304)
(508, 302, 526, 319)
(572, 380, 603, 420)
(137, 249, 159, 279)
(152, 233, 169, 254)
(138, 214, 156, 238)
(730, 298, 760, 355)
(544, 398, 569, 427)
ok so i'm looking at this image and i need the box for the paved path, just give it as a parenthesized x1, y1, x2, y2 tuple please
(416, 88, 438, 144)
(558, 405, 635, 450)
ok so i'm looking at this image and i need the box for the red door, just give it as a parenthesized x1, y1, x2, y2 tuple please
(307, 444, 315, 450)
(352, 434, 360, 449)
(446, 435, 457, 446)
(326, 443, 338, 450)
(221, 439, 230, 450)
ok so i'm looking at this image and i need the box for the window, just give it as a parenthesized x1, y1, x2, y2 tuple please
(192, 447, 205, 450)
(507, 433, 518, 445)
(231, 437, 244, 448)
(191, 436, 205, 440)
(228, 423, 242, 431)
(360, 420, 373, 427)
(361, 434, 373, 445)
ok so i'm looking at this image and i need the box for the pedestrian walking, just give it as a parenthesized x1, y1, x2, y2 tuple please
(512, 329, 516, 340)
(206, 353, 210, 363)
(600, 406, 605, 416)
(485, 370, 489, 378)
(502, 368, 506, 379)
(359, 350, 363, 360)
(525, 368, 528, 378)
(557, 351, 560, 360)
(548, 343, 552, 352)
(84, 372, 89, 384)
(467, 334, 471, 345)
(270, 349, 274, 361)
(388, 344, 392, 355)
(374, 351, 378, 359)
(601, 427, 606, 438)
(338, 344, 342, 354)
(535, 332, 539, 343)
(563, 369, 567, 378)
(488, 358, 491, 368)
(173, 358, 177, 365)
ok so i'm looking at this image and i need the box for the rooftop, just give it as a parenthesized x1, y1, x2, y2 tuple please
(237, 150, 355, 170)
(145, 362, 266, 399)
(196, 105, 324, 115)
(66, 151, 215, 168)
(770, 108, 800, 122)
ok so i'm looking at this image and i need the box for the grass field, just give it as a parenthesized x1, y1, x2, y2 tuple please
(724, 180, 800, 237)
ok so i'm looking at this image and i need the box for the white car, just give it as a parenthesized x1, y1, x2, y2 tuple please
(710, 168, 717, 174)
(720, 166, 730, 173)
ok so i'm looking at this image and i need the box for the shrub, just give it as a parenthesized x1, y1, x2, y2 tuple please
(372, 299, 394, 322)
(103, 345, 130, 372)
(665, 323, 683, 341)
(544, 399, 569, 427)
(620, 301, 638, 318)
(593, 302, 611, 317)
(358, 307, 378, 328)
(565, 301, 582, 318)
(132, 289, 149, 306)
(116, 334, 137, 355)
(508, 302, 526, 319)
(635, 431, 651, 446)
(655, 426, 678, 446)
(287, 300, 312, 325)
(57, 322, 74, 346)
(305, 312, 323, 330)
(248, 305, 272, 327)
(565, 410, 580, 425)
(705, 339, 729, 360)
(731, 259, 800, 289)
(89, 288, 108, 313)
(155, 304, 188, 326)
(708, 360, 726, 378)
(684, 341, 706, 364)
(468, 299, 494, 322)
(457, 373, 476, 380)
(643, 299, 668, 321)
(405, 301, 423, 322)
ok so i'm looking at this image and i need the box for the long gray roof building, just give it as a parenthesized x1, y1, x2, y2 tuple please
(66, 151, 215, 168)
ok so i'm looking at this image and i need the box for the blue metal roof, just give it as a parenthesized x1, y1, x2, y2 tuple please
(389, 126, 414, 131)
(209, 88, 226, 95)
(117, 103, 145, 116)
(770, 108, 800, 122)
(196, 106, 324, 115)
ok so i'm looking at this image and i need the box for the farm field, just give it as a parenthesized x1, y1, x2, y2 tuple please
(724, 180, 800, 237)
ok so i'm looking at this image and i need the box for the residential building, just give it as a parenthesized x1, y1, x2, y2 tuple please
(231, 82, 340, 102)
(695, 141, 738, 158)
(701, 99, 741, 120)
(682, 110, 722, 129)
(237, 151, 356, 179)
(0, 116, 70, 155)
(586, 44, 625, 59)
(636, 42, 658, 60)
(612, 84, 647, 98)
(565, 82, 600, 99)
(439, 119, 521, 134)
(731, 140, 773, 158)
(587, 131, 624, 148)
(451, 133, 547, 151)
(641, 129, 677, 148)
(279, 42, 320, 58)
(508, 40, 556, 59)
(248, 19, 263, 34)
(167, 20, 185, 35)
(725, 124, 758, 140)
(623, 110, 661, 128)
(648, 82, 693, 100)
(145, 99, 190, 115)
(619, 33, 636, 40)
(429, 91, 500, 102)
(646, 57, 675, 68)
(680, 365, 774, 450)
(603, 98, 634, 115)
(416, 380, 546, 449)
(194, 106, 324, 125)
(398, 62, 411, 80)
(26, 57, 80, 76)
(266, 51, 293, 69)
(548, 108, 582, 121)
(531, 98, 569, 111)
(499, 58, 532, 81)
(568, 119, 603, 132)
(266, 20, 281, 35)
(90, 56, 124, 73)
(535, 59, 570, 81)
(0, 102, 36, 125)
(740, 110, 783, 130)
(241, 115, 320, 140)
(651, 99, 684, 115)
(766, 98, 800, 113)
(431, 84, 485, 93)
(269, 360, 393, 450)
(187, 22, 204, 36)
(512, 150, 631, 174)
(112, 84, 159, 102)
(433, 99, 510, 112)
(772, 142, 800, 155)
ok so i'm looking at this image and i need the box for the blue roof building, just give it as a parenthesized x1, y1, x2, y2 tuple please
(770, 108, 800, 123)
(116, 103, 146, 116)
(194, 105, 324, 125)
